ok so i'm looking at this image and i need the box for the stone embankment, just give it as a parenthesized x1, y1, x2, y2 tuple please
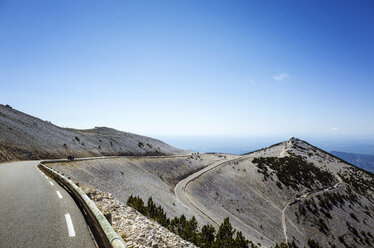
(82, 185, 196, 248)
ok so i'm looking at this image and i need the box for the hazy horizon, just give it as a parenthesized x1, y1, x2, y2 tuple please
(155, 135, 374, 156)
(4, 103, 374, 156)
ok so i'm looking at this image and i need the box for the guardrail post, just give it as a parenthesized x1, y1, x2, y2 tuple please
(104, 212, 112, 226)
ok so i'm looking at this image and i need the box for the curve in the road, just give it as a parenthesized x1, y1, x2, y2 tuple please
(0, 161, 97, 248)
(175, 157, 276, 247)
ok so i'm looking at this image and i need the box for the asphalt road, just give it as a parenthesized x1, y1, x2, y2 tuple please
(0, 161, 97, 248)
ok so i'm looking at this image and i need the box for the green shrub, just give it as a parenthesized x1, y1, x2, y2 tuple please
(127, 195, 262, 248)
(307, 238, 322, 248)
(252, 155, 335, 190)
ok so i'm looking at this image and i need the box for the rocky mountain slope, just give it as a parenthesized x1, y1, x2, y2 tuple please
(187, 138, 374, 247)
(45, 137, 374, 248)
(0, 104, 185, 162)
(47, 154, 235, 226)
(82, 185, 197, 248)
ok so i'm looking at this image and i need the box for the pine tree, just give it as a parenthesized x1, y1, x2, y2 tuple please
(126, 194, 134, 205)
(147, 197, 157, 218)
(127, 195, 258, 248)
(182, 216, 198, 244)
(170, 215, 187, 235)
(155, 205, 169, 227)
(213, 217, 236, 248)
(234, 231, 249, 248)
(127, 195, 145, 214)
(199, 224, 216, 248)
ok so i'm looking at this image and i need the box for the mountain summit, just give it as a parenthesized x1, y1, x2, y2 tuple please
(183, 138, 374, 247)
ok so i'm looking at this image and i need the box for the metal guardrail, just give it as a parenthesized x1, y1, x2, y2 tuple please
(38, 162, 126, 248)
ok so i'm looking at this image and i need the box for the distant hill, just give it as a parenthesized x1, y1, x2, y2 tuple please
(0, 104, 186, 162)
(186, 138, 374, 247)
(331, 151, 374, 173)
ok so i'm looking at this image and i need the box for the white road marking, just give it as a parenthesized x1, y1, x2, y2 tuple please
(49, 181, 54, 186)
(56, 191, 63, 199)
(64, 213, 76, 237)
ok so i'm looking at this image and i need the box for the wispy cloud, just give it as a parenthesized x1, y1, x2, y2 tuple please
(331, 127, 339, 131)
(273, 72, 289, 81)
(248, 79, 256, 85)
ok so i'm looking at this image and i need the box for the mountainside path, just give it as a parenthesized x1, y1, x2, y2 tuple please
(281, 175, 343, 243)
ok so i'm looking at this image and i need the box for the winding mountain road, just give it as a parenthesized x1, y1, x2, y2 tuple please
(0, 161, 96, 248)
(175, 154, 345, 247)
(175, 158, 237, 227)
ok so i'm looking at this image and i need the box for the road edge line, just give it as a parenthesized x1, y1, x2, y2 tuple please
(38, 162, 126, 248)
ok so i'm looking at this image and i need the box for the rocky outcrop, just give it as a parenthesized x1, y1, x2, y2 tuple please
(82, 185, 196, 248)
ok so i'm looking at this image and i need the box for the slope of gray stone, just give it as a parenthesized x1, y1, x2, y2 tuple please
(48, 154, 224, 226)
(0, 104, 186, 162)
(187, 138, 374, 247)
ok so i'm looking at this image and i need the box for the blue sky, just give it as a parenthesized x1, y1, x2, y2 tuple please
(1, 0, 373, 138)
